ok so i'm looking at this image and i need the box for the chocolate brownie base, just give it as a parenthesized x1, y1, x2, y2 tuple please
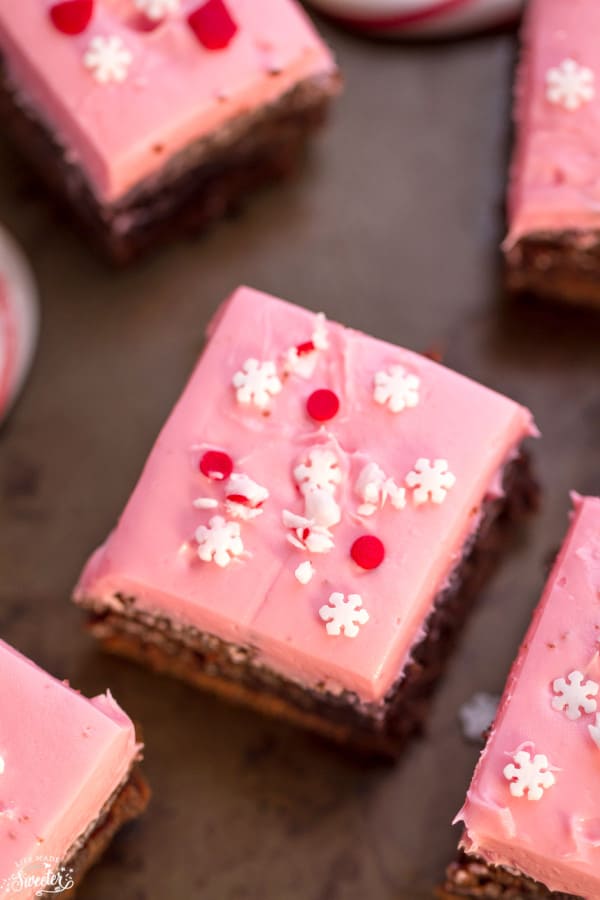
(62, 766, 150, 898)
(79, 453, 537, 758)
(0, 55, 341, 263)
(439, 852, 580, 899)
(505, 233, 600, 309)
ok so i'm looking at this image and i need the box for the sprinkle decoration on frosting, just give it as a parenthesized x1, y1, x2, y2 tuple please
(373, 365, 420, 413)
(49, 0, 94, 35)
(551, 670, 598, 721)
(284, 446, 343, 554)
(224, 473, 269, 520)
(503, 748, 556, 801)
(187, 0, 239, 51)
(405, 458, 456, 506)
(0, 755, 4, 775)
(232, 358, 282, 409)
(294, 560, 314, 585)
(350, 535, 385, 571)
(195, 515, 243, 567)
(319, 592, 369, 638)
(284, 313, 329, 379)
(306, 388, 339, 422)
(294, 447, 341, 495)
(84, 35, 133, 83)
(545, 58, 595, 111)
(355, 461, 406, 517)
(135, 0, 180, 22)
(588, 714, 600, 749)
(199, 449, 233, 482)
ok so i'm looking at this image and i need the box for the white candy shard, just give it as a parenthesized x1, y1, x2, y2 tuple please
(588, 713, 600, 749)
(355, 462, 406, 516)
(294, 561, 315, 585)
(193, 497, 219, 510)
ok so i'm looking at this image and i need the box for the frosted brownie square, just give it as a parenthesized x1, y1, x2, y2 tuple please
(0, 638, 149, 897)
(0, 0, 340, 262)
(505, 0, 600, 307)
(74, 286, 538, 756)
(442, 496, 600, 899)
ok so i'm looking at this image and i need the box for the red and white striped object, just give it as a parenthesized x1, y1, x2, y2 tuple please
(307, 0, 523, 37)
(0, 226, 38, 424)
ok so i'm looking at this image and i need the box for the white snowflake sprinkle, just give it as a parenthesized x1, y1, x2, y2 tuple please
(319, 592, 369, 638)
(546, 59, 595, 111)
(232, 358, 282, 409)
(405, 458, 456, 506)
(355, 462, 406, 516)
(459, 692, 499, 744)
(588, 713, 600, 749)
(552, 670, 598, 720)
(373, 365, 420, 413)
(503, 749, 556, 801)
(84, 36, 133, 84)
(195, 516, 244, 567)
(134, 0, 179, 20)
(294, 447, 341, 496)
(294, 561, 314, 585)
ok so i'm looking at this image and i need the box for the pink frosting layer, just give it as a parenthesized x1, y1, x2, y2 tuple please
(0, 0, 336, 202)
(457, 496, 600, 899)
(506, 0, 600, 246)
(0, 639, 140, 898)
(74, 287, 535, 704)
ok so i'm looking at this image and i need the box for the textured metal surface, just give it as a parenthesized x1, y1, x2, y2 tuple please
(0, 19, 598, 900)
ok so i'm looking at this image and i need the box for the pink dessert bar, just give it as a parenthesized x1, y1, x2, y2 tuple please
(73, 286, 538, 756)
(505, 0, 600, 306)
(442, 495, 600, 899)
(0, 0, 340, 262)
(0, 639, 149, 898)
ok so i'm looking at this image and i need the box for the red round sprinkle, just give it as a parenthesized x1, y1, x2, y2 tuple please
(351, 535, 385, 571)
(199, 450, 233, 481)
(187, 0, 238, 50)
(306, 389, 339, 422)
(49, 0, 94, 35)
(296, 340, 315, 356)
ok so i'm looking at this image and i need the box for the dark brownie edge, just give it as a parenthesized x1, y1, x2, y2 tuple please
(62, 766, 150, 898)
(77, 453, 538, 758)
(505, 233, 600, 308)
(438, 851, 580, 899)
(0, 55, 341, 263)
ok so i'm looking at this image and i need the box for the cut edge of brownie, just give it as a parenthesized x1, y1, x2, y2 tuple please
(76, 451, 538, 759)
(438, 850, 581, 899)
(59, 765, 150, 898)
(505, 232, 600, 309)
(0, 54, 341, 263)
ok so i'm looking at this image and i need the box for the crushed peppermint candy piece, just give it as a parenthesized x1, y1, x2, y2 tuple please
(283, 314, 329, 379)
(193, 497, 219, 510)
(224, 472, 269, 520)
(294, 447, 341, 496)
(294, 561, 314, 585)
(588, 713, 600, 749)
(319, 592, 369, 638)
(84, 35, 133, 84)
(551, 670, 598, 720)
(355, 461, 406, 516)
(199, 449, 233, 482)
(351, 535, 385, 570)
(373, 365, 420, 413)
(546, 59, 595, 111)
(306, 389, 339, 422)
(187, 0, 238, 50)
(232, 358, 282, 409)
(503, 748, 556, 801)
(134, 0, 179, 21)
(287, 522, 335, 554)
(303, 487, 341, 530)
(195, 516, 243, 567)
(405, 458, 456, 506)
(49, 0, 94, 35)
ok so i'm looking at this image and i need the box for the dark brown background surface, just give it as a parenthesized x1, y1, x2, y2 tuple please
(1, 16, 599, 899)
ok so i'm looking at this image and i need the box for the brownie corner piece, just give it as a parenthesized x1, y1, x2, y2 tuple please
(438, 852, 577, 899)
(0, 1, 341, 263)
(73, 286, 538, 757)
